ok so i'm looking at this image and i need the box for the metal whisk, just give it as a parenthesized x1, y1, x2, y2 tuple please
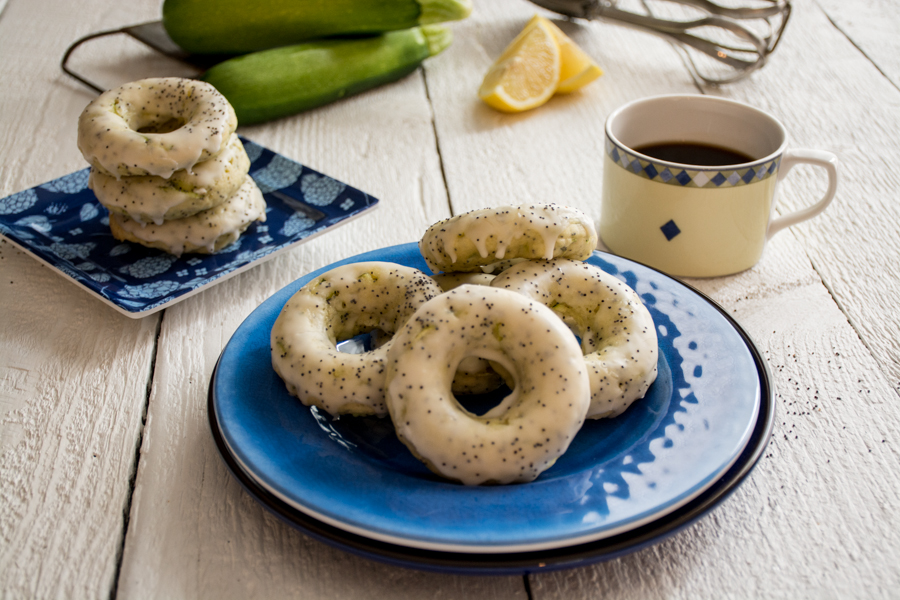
(527, 0, 792, 84)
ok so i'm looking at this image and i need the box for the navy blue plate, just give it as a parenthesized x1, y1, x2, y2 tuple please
(209, 244, 770, 559)
(0, 138, 378, 317)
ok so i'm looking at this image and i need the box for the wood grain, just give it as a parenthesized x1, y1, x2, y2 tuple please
(531, 233, 900, 598)
(1, 0, 899, 596)
(815, 0, 900, 90)
(0, 0, 162, 598)
(426, 1, 700, 221)
(708, 0, 900, 394)
(0, 240, 159, 599)
(515, 0, 900, 596)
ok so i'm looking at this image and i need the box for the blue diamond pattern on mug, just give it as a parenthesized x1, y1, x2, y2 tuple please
(0, 136, 379, 316)
(610, 147, 620, 163)
(606, 137, 780, 188)
(661, 220, 681, 241)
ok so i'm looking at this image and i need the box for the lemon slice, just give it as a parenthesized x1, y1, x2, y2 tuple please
(478, 19, 561, 113)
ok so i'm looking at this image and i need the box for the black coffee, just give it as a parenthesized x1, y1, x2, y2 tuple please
(634, 142, 754, 166)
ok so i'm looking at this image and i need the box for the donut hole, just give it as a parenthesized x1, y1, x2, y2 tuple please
(135, 115, 187, 134)
(454, 383, 513, 417)
(451, 354, 516, 417)
(335, 331, 384, 354)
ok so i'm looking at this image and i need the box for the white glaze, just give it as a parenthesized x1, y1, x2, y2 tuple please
(419, 203, 598, 273)
(385, 285, 590, 485)
(492, 259, 658, 418)
(271, 262, 443, 417)
(89, 134, 250, 225)
(372, 327, 503, 397)
(430, 271, 503, 394)
(109, 176, 265, 256)
(77, 78, 238, 179)
(431, 271, 496, 291)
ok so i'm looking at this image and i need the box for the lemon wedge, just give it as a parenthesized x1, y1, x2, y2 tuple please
(543, 19, 604, 93)
(479, 15, 603, 112)
(478, 18, 561, 113)
(520, 15, 604, 93)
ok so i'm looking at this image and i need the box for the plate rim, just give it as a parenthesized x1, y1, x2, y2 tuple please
(207, 258, 775, 574)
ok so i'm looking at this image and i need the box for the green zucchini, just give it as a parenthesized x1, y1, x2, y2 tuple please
(202, 26, 452, 125)
(163, 0, 470, 55)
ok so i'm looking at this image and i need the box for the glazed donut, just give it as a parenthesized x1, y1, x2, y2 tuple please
(430, 271, 495, 291)
(479, 258, 526, 274)
(77, 77, 238, 179)
(491, 259, 658, 419)
(428, 271, 503, 394)
(371, 326, 501, 396)
(90, 134, 250, 225)
(419, 203, 598, 273)
(271, 262, 443, 418)
(385, 285, 591, 485)
(108, 176, 265, 256)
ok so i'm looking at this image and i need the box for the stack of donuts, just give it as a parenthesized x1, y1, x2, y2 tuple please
(77, 78, 265, 256)
(271, 204, 659, 486)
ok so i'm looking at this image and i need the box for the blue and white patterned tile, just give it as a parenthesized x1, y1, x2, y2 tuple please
(0, 136, 379, 317)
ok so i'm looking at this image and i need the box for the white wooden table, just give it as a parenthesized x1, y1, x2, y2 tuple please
(1, 0, 898, 597)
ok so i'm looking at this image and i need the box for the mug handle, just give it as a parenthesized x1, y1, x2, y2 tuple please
(767, 149, 839, 240)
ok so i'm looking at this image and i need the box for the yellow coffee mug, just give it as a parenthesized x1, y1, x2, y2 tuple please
(600, 95, 839, 277)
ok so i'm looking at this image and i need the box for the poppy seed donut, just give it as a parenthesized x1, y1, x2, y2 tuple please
(90, 134, 250, 225)
(430, 271, 496, 291)
(271, 262, 443, 418)
(77, 77, 238, 179)
(492, 259, 658, 419)
(108, 175, 265, 256)
(418, 204, 598, 273)
(430, 270, 503, 395)
(385, 285, 591, 485)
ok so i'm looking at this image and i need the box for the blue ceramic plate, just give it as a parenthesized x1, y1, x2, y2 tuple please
(207, 359, 773, 575)
(211, 244, 763, 553)
(0, 138, 378, 318)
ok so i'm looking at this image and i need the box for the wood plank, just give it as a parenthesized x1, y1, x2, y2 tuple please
(815, 0, 900, 90)
(0, 0, 163, 597)
(114, 62, 526, 599)
(531, 233, 900, 598)
(502, 0, 900, 596)
(0, 241, 158, 599)
(708, 0, 900, 390)
(426, 0, 701, 221)
(2, 0, 896, 596)
(426, 0, 899, 595)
